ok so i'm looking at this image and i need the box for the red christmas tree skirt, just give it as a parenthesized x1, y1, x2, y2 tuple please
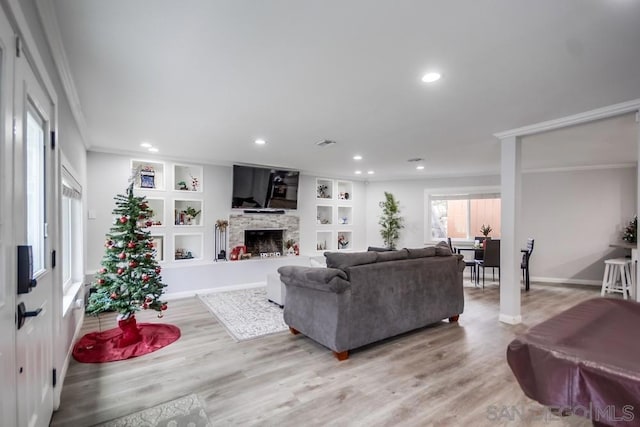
(73, 322, 181, 363)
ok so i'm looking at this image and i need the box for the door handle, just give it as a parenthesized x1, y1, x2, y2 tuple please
(16, 302, 42, 330)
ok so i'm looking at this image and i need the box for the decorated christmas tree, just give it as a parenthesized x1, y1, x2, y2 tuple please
(88, 182, 167, 323)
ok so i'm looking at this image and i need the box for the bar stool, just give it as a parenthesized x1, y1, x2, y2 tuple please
(601, 258, 632, 299)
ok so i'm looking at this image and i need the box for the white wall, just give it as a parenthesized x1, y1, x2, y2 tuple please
(522, 166, 637, 284)
(365, 167, 636, 284)
(86, 152, 367, 293)
(365, 175, 500, 249)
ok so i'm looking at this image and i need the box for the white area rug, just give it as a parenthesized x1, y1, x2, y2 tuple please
(198, 287, 288, 341)
(95, 393, 211, 427)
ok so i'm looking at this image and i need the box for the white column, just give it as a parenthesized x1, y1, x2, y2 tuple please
(499, 136, 522, 324)
(636, 110, 640, 302)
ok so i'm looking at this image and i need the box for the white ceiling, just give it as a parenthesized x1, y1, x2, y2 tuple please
(49, 0, 640, 180)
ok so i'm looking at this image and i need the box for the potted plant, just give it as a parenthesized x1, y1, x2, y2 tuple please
(622, 215, 637, 243)
(177, 180, 188, 191)
(378, 192, 404, 249)
(480, 224, 492, 248)
(184, 206, 201, 225)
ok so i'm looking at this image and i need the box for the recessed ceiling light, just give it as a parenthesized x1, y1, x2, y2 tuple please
(255, 139, 266, 145)
(355, 170, 362, 175)
(140, 142, 152, 148)
(367, 170, 375, 175)
(416, 165, 425, 170)
(353, 155, 363, 160)
(148, 147, 159, 153)
(421, 72, 441, 83)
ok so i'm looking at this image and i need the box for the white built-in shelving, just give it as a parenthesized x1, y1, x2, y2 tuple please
(315, 178, 354, 252)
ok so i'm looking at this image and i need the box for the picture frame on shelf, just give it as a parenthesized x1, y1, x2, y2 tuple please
(140, 169, 156, 189)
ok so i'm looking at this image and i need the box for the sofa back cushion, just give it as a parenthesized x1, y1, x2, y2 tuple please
(324, 251, 378, 271)
(406, 247, 436, 259)
(367, 246, 391, 252)
(376, 249, 409, 262)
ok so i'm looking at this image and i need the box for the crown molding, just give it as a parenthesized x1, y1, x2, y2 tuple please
(494, 98, 640, 140)
(35, 0, 90, 148)
(4, 0, 57, 107)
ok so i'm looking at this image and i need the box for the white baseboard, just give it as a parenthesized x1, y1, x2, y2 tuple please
(499, 313, 522, 325)
(531, 276, 601, 286)
(164, 281, 266, 300)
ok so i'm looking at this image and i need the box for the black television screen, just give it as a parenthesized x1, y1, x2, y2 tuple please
(232, 165, 300, 210)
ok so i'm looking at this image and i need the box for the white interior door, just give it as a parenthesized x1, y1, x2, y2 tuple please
(14, 42, 55, 427)
(0, 6, 17, 427)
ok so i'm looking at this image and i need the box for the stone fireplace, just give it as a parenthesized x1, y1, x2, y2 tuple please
(228, 214, 299, 259)
(244, 229, 284, 257)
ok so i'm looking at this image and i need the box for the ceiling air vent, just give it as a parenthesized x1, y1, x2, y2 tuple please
(407, 157, 424, 162)
(316, 140, 337, 147)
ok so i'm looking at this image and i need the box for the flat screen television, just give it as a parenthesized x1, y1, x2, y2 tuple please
(232, 165, 300, 210)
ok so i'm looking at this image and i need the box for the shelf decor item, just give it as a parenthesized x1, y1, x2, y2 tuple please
(140, 166, 155, 189)
(317, 184, 329, 199)
(177, 180, 188, 191)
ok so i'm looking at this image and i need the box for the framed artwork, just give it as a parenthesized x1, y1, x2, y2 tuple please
(151, 236, 164, 261)
(140, 170, 155, 188)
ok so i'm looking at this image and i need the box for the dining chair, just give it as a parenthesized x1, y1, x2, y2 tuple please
(449, 237, 477, 283)
(521, 238, 535, 291)
(476, 239, 500, 288)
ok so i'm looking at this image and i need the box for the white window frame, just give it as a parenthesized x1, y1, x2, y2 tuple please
(425, 186, 501, 245)
(61, 163, 83, 313)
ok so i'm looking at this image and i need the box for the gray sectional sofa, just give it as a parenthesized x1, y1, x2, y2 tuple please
(277, 242, 465, 360)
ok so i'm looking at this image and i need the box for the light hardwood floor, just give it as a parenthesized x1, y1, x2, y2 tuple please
(51, 282, 602, 427)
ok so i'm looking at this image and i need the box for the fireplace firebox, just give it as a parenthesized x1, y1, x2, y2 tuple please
(245, 229, 284, 257)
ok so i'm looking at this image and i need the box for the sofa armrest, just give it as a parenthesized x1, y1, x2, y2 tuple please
(278, 266, 350, 294)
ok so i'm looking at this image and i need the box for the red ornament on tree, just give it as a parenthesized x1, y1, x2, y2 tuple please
(145, 253, 152, 259)
(140, 202, 148, 210)
(142, 274, 149, 282)
(129, 260, 138, 268)
(100, 268, 107, 274)
(127, 242, 136, 249)
(155, 267, 161, 274)
(119, 216, 128, 224)
(117, 268, 124, 275)
(97, 278, 105, 285)
(110, 293, 118, 299)
(142, 303, 148, 309)
(147, 242, 154, 249)
(161, 303, 168, 311)
(145, 221, 153, 227)
(118, 252, 126, 260)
